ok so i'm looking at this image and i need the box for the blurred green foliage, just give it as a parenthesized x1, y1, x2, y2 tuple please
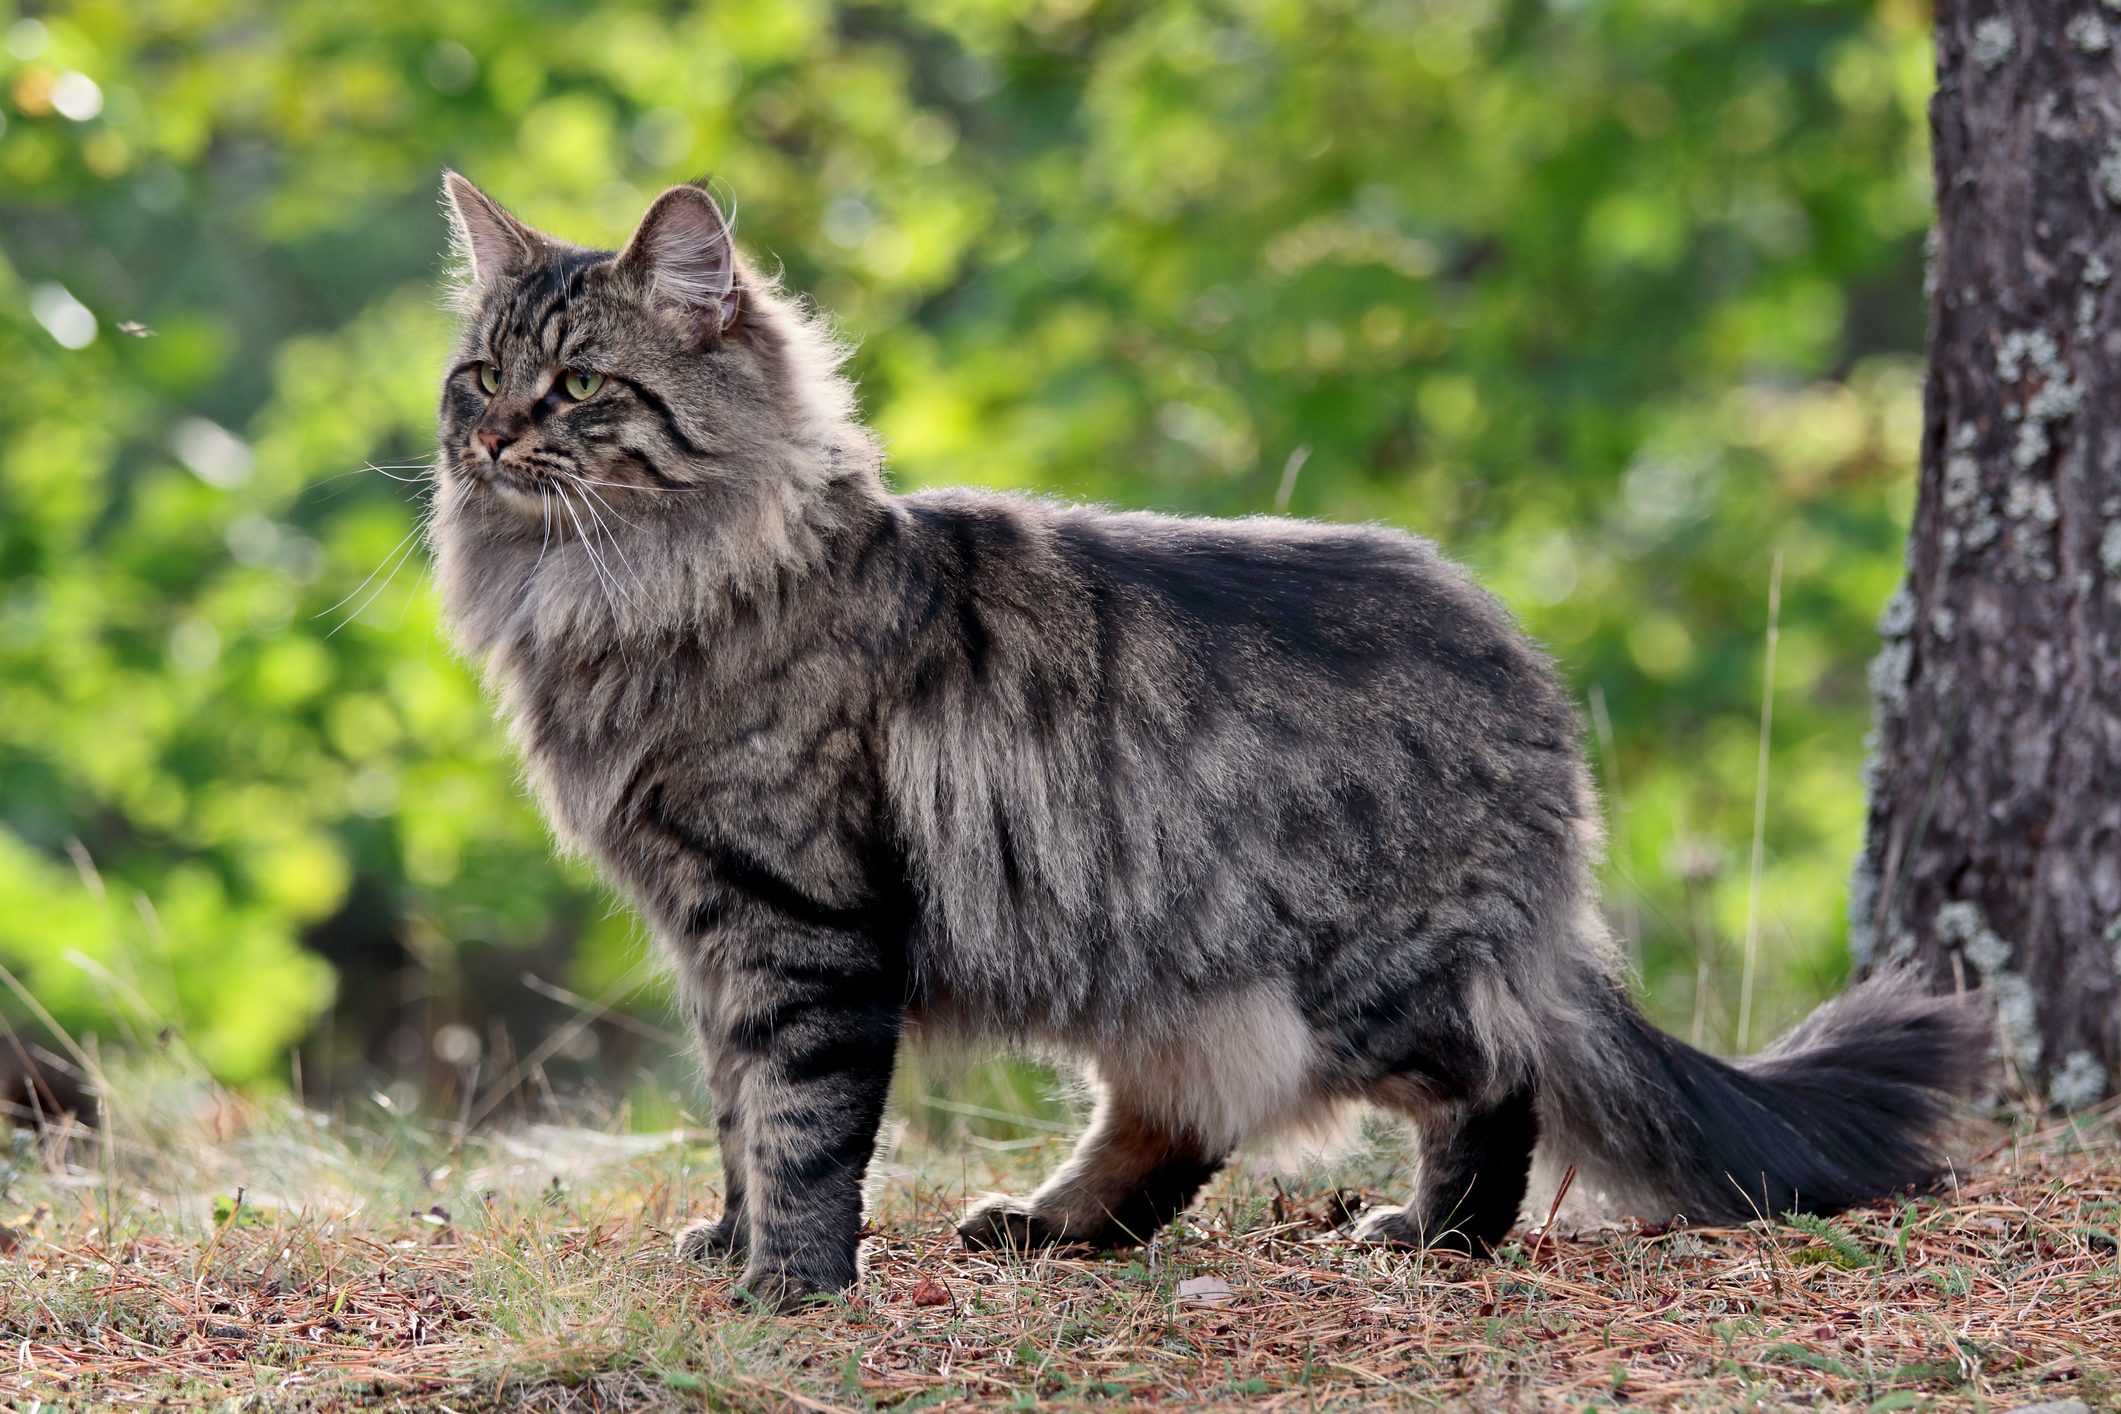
(0, 0, 1930, 1087)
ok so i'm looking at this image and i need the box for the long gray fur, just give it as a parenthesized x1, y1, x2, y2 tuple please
(428, 175, 1990, 1311)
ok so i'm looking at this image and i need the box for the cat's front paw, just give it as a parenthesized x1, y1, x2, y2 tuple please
(733, 1257, 854, 1314)
(956, 1197, 1071, 1252)
(676, 1214, 745, 1264)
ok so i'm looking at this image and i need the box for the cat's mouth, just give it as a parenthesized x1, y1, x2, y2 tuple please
(465, 456, 556, 514)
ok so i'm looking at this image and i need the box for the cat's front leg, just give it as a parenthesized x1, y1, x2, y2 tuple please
(676, 1043, 751, 1263)
(716, 936, 902, 1312)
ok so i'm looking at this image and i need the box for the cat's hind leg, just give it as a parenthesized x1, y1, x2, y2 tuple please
(1353, 1079, 1538, 1254)
(958, 1088, 1228, 1252)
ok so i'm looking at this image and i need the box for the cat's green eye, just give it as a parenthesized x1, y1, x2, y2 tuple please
(563, 369, 605, 400)
(478, 362, 501, 395)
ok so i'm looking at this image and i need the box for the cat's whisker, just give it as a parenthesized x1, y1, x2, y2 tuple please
(322, 524, 427, 637)
(312, 525, 422, 622)
(548, 484, 605, 600)
(569, 484, 649, 598)
(390, 562, 435, 630)
(537, 466, 637, 540)
(567, 472, 702, 494)
(566, 474, 647, 534)
(525, 451, 701, 495)
(272, 457, 437, 514)
(582, 492, 648, 600)
(532, 481, 555, 575)
(510, 491, 557, 607)
(363, 461, 438, 484)
(567, 482, 630, 569)
(553, 482, 633, 616)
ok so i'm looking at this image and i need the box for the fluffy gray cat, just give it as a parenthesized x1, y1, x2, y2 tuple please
(429, 174, 1986, 1311)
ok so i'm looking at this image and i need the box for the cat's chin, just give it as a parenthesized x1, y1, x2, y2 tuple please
(468, 463, 557, 519)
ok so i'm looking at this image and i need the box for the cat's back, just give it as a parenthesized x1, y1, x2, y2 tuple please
(889, 487, 1575, 741)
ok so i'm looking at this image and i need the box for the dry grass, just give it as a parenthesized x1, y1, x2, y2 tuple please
(0, 1060, 2114, 1413)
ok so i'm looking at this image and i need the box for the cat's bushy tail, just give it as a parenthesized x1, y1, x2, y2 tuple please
(1535, 968, 1991, 1226)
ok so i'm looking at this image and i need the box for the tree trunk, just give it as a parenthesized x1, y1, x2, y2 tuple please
(1851, 1, 2121, 1106)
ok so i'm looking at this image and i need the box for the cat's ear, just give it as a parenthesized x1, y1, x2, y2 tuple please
(442, 171, 544, 290)
(617, 184, 741, 345)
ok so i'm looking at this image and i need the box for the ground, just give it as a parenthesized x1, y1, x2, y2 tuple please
(0, 1059, 2114, 1412)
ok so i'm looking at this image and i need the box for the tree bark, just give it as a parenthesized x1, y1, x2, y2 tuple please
(1852, 1, 2121, 1106)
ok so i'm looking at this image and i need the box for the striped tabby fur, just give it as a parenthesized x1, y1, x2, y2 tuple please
(430, 176, 1988, 1311)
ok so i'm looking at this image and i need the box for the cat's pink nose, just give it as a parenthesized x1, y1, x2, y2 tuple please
(476, 429, 513, 462)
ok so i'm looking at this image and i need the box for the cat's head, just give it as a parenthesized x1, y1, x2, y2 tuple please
(430, 175, 877, 650)
(435, 172, 862, 528)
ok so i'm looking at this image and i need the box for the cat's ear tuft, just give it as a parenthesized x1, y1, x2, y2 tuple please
(617, 184, 741, 345)
(442, 171, 542, 291)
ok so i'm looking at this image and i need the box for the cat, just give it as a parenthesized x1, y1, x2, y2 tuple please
(429, 174, 1988, 1312)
